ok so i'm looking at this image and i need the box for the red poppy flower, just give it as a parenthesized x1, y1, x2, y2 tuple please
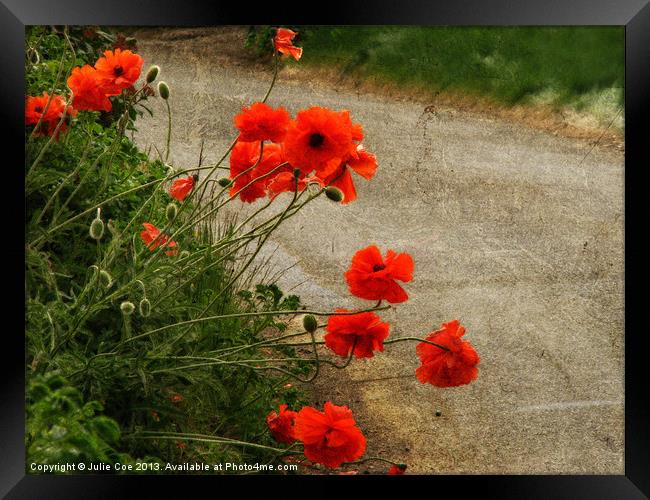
(293, 402, 366, 469)
(283, 107, 359, 176)
(415, 320, 480, 387)
(344, 245, 414, 303)
(388, 464, 407, 475)
(324, 310, 390, 359)
(67, 65, 116, 112)
(176, 441, 187, 450)
(169, 175, 195, 201)
(140, 223, 178, 256)
(94, 48, 144, 92)
(267, 171, 323, 199)
(266, 404, 298, 444)
(229, 141, 288, 202)
(234, 102, 291, 143)
(25, 93, 76, 138)
(169, 393, 184, 403)
(274, 28, 303, 61)
(320, 145, 378, 204)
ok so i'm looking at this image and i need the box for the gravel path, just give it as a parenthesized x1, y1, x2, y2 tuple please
(133, 28, 624, 474)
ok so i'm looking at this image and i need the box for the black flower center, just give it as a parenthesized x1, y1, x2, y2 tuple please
(34, 106, 43, 113)
(113, 65, 124, 76)
(373, 264, 386, 272)
(309, 133, 325, 148)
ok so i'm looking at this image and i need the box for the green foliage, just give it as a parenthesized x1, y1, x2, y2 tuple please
(284, 26, 624, 111)
(26, 372, 154, 470)
(26, 27, 308, 473)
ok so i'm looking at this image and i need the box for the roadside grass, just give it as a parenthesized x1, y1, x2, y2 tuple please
(293, 26, 624, 127)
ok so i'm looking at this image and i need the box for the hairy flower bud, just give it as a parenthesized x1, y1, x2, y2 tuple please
(99, 270, 113, 289)
(89, 217, 104, 240)
(218, 177, 232, 187)
(120, 301, 135, 316)
(166, 202, 178, 222)
(302, 314, 318, 333)
(139, 298, 151, 317)
(325, 186, 344, 202)
(146, 65, 160, 83)
(157, 81, 170, 100)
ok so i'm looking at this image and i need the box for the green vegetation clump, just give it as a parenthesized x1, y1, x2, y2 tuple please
(25, 26, 308, 473)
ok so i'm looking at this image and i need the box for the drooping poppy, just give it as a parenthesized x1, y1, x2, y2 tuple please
(388, 464, 407, 475)
(320, 145, 378, 204)
(169, 175, 196, 201)
(94, 48, 144, 92)
(140, 222, 178, 256)
(266, 404, 298, 444)
(415, 320, 480, 388)
(67, 64, 116, 112)
(293, 402, 366, 469)
(274, 28, 303, 61)
(344, 245, 414, 303)
(324, 310, 390, 359)
(229, 141, 289, 203)
(283, 107, 359, 176)
(234, 102, 291, 143)
(25, 93, 76, 138)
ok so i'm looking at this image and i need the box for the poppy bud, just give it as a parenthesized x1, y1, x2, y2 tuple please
(302, 314, 318, 333)
(146, 65, 160, 83)
(107, 219, 118, 235)
(325, 186, 344, 202)
(99, 270, 113, 289)
(293, 168, 301, 179)
(120, 301, 135, 316)
(139, 298, 151, 317)
(166, 203, 178, 222)
(435, 409, 442, 417)
(89, 217, 104, 240)
(158, 81, 170, 100)
(218, 177, 232, 187)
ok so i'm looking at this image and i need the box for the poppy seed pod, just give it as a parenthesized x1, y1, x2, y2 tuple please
(89, 217, 105, 240)
(146, 65, 160, 83)
(293, 168, 302, 179)
(120, 301, 135, 315)
(166, 203, 178, 222)
(302, 314, 318, 333)
(99, 270, 113, 289)
(218, 177, 232, 187)
(139, 298, 151, 317)
(325, 186, 344, 203)
(157, 81, 170, 100)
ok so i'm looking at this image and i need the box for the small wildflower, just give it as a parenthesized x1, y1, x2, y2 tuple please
(170, 393, 183, 403)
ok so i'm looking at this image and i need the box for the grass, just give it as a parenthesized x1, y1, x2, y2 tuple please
(296, 26, 624, 120)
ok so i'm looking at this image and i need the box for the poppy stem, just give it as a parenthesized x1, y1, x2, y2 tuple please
(383, 337, 451, 352)
(164, 98, 172, 162)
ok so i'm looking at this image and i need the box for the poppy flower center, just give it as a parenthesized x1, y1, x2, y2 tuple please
(309, 133, 325, 148)
(113, 65, 124, 76)
(372, 264, 386, 272)
(34, 106, 43, 113)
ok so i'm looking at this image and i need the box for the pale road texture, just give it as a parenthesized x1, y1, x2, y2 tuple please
(133, 28, 624, 474)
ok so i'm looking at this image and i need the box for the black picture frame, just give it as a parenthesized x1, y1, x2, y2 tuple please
(4, 1, 648, 497)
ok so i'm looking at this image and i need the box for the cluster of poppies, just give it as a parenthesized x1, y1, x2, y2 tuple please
(266, 244, 480, 471)
(227, 102, 378, 205)
(67, 48, 144, 112)
(267, 402, 366, 469)
(25, 48, 145, 138)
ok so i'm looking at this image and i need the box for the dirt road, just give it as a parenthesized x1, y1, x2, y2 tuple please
(133, 28, 624, 474)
